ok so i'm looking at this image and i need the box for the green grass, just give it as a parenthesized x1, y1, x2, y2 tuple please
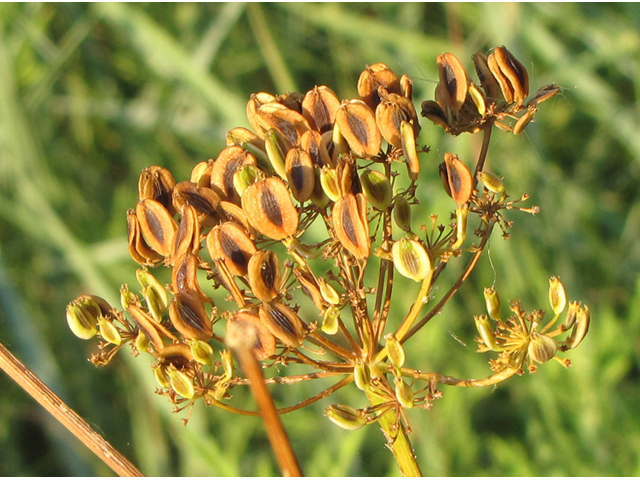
(1, 2, 640, 476)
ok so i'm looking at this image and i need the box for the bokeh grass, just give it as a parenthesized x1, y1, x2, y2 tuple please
(1, 2, 640, 476)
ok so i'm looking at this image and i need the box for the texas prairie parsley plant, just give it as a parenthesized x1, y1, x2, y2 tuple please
(66, 46, 589, 475)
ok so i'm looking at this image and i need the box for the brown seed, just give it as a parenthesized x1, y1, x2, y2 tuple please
(169, 291, 213, 342)
(218, 201, 257, 239)
(172, 181, 222, 228)
(444, 153, 473, 205)
(246, 92, 277, 137)
(301, 85, 341, 134)
(157, 344, 194, 369)
(138, 166, 177, 215)
(472, 51, 501, 101)
(436, 53, 469, 114)
(332, 193, 370, 259)
(527, 83, 560, 107)
(400, 74, 413, 100)
(335, 100, 382, 159)
(294, 268, 325, 311)
(135, 199, 178, 258)
(171, 253, 210, 304)
(227, 310, 276, 360)
(127, 209, 162, 266)
(172, 204, 201, 262)
(210, 146, 257, 205)
(375, 93, 418, 149)
(207, 221, 257, 276)
(420, 100, 450, 131)
(337, 159, 362, 198)
(259, 302, 306, 348)
(493, 46, 529, 105)
(276, 91, 305, 113)
(255, 103, 311, 147)
(241, 177, 299, 240)
(127, 303, 176, 351)
(400, 120, 420, 181)
(248, 250, 282, 302)
(487, 51, 514, 104)
(513, 106, 538, 135)
(285, 147, 315, 203)
(300, 130, 333, 167)
(357, 63, 402, 110)
(190, 160, 215, 188)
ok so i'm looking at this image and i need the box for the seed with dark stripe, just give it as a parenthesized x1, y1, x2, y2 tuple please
(241, 177, 298, 240)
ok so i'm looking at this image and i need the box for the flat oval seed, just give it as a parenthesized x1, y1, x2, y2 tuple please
(136, 199, 178, 258)
(169, 291, 213, 341)
(300, 130, 333, 167)
(248, 250, 282, 302)
(437, 53, 468, 114)
(259, 302, 305, 348)
(332, 193, 370, 259)
(127, 209, 162, 265)
(444, 153, 473, 205)
(301, 85, 341, 133)
(138, 166, 177, 215)
(207, 222, 257, 276)
(285, 147, 315, 203)
(335, 100, 381, 159)
(241, 177, 299, 240)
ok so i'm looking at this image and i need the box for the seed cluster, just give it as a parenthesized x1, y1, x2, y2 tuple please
(66, 46, 587, 439)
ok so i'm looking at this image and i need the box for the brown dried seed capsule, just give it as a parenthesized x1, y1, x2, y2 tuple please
(248, 250, 282, 302)
(138, 166, 177, 215)
(172, 204, 201, 261)
(171, 253, 210, 304)
(294, 267, 325, 311)
(169, 291, 213, 341)
(400, 74, 413, 100)
(513, 106, 538, 135)
(436, 53, 469, 114)
(210, 146, 257, 205)
(276, 91, 305, 113)
(157, 344, 194, 371)
(357, 63, 402, 110)
(444, 153, 473, 205)
(172, 181, 221, 228)
(335, 100, 382, 159)
(493, 46, 529, 106)
(527, 83, 560, 107)
(375, 93, 417, 149)
(207, 221, 257, 276)
(337, 158, 362, 198)
(246, 92, 277, 138)
(135, 199, 178, 258)
(227, 310, 276, 360)
(127, 303, 175, 351)
(285, 147, 315, 203)
(420, 100, 450, 131)
(472, 51, 501, 101)
(332, 193, 370, 259)
(241, 177, 299, 240)
(301, 85, 341, 134)
(218, 201, 257, 239)
(259, 301, 305, 348)
(127, 209, 162, 266)
(487, 51, 514, 104)
(300, 130, 333, 168)
(255, 103, 311, 147)
(190, 160, 215, 188)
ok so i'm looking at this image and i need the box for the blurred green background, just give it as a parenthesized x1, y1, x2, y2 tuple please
(1, 2, 640, 476)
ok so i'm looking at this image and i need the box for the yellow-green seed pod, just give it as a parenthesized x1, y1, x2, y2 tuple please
(264, 128, 289, 179)
(320, 166, 341, 202)
(451, 204, 469, 250)
(325, 404, 367, 431)
(318, 278, 340, 305)
(310, 165, 331, 208)
(189, 339, 214, 366)
(528, 332, 557, 364)
(565, 304, 590, 349)
(98, 316, 121, 346)
(167, 366, 195, 399)
(477, 171, 505, 195)
(474, 315, 498, 351)
(549, 276, 567, 316)
(119, 284, 136, 310)
(210, 146, 257, 205)
(65, 300, 100, 340)
(152, 364, 171, 389)
(354, 362, 371, 391)
(385, 333, 406, 368)
(233, 164, 263, 198)
(392, 237, 432, 282)
(393, 196, 412, 232)
(360, 168, 392, 211)
(483, 287, 501, 321)
(394, 377, 414, 409)
(321, 306, 340, 335)
(400, 120, 420, 181)
(136, 269, 169, 324)
(467, 82, 487, 117)
(241, 177, 299, 241)
(562, 301, 581, 331)
(335, 100, 382, 159)
(220, 349, 234, 382)
(135, 330, 150, 352)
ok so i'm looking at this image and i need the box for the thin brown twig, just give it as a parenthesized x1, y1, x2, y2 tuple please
(0, 342, 144, 477)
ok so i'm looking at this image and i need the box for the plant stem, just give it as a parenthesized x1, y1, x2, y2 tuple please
(0, 342, 143, 477)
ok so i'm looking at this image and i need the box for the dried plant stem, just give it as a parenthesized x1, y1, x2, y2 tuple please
(230, 340, 302, 477)
(409, 366, 520, 387)
(0, 342, 143, 477)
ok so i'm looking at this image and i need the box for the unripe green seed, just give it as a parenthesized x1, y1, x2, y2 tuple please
(321, 306, 340, 335)
(360, 168, 393, 210)
(393, 196, 412, 232)
(474, 315, 498, 351)
(394, 377, 414, 409)
(167, 366, 195, 399)
(483, 287, 501, 321)
(528, 332, 557, 364)
(549, 276, 567, 316)
(392, 237, 432, 282)
(98, 316, 122, 346)
(325, 404, 367, 431)
(189, 339, 214, 366)
(385, 333, 406, 368)
(477, 171, 505, 195)
(353, 362, 371, 391)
